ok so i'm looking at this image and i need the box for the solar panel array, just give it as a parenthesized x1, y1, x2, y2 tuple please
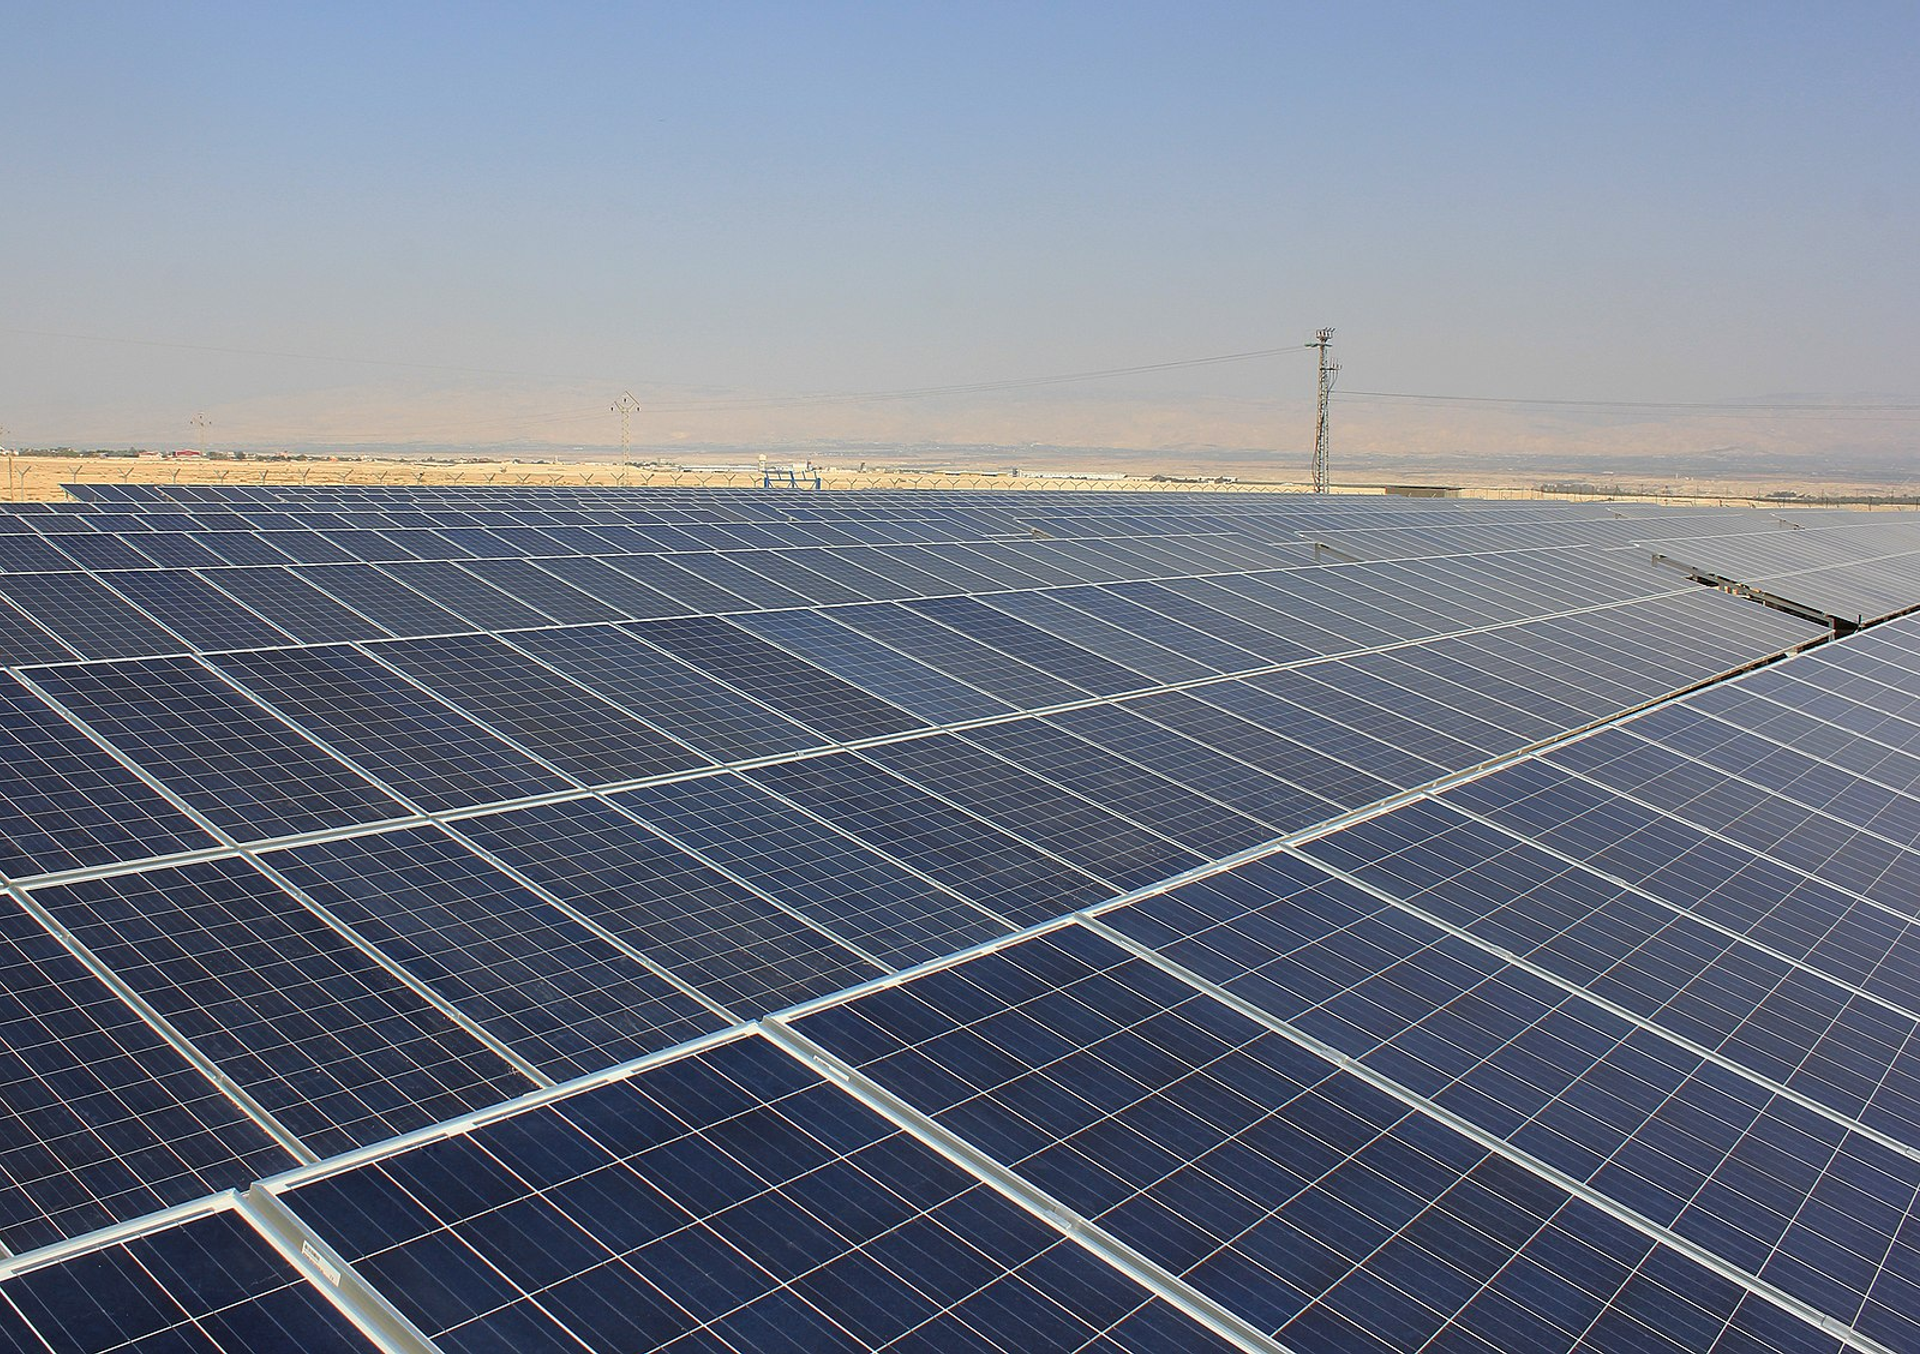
(0, 483, 1915, 1350)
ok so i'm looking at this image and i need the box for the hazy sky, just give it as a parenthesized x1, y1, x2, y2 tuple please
(4, 3, 1916, 454)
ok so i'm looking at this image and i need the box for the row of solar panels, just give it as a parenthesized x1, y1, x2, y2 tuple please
(0, 484, 1889, 1353)
(0, 530, 1816, 1258)
(11, 608, 1916, 1351)
(57, 481, 1920, 626)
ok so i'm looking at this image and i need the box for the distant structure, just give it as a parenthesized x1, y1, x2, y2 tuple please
(1312, 328, 1338, 493)
(612, 391, 641, 459)
(191, 411, 211, 457)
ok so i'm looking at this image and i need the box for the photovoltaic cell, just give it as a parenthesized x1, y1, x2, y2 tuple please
(730, 607, 1017, 725)
(91, 570, 295, 653)
(196, 566, 392, 643)
(960, 717, 1274, 859)
(826, 601, 1088, 710)
(0, 572, 187, 660)
(860, 737, 1205, 892)
(375, 560, 553, 631)
(298, 564, 477, 638)
(904, 596, 1159, 696)
(526, 555, 692, 619)
(0, 592, 78, 666)
(459, 556, 629, 624)
(980, 589, 1218, 684)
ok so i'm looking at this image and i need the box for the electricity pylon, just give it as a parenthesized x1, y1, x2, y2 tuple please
(1312, 329, 1338, 494)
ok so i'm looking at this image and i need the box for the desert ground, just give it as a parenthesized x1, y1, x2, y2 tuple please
(2, 451, 1913, 510)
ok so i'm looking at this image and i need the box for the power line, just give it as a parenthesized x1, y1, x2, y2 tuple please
(1340, 389, 1920, 414)
(638, 344, 1320, 413)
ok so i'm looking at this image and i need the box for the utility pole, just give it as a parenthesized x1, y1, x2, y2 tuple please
(1312, 328, 1338, 494)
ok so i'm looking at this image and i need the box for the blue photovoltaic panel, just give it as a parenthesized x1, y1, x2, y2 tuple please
(188, 531, 301, 567)
(99, 571, 296, 652)
(980, 588, 1219, 684)
(1106, 580, 1318, 665)
(598, 552, 757, 613)
(1046, 701, 1342, 832)
(0, 1207, 374, 1353)
(904, 595, 1160, 696)
(297, 563, 477, 637)
(860, 737, 1206, 892)
(749, 753, 1117, 924)
(196, 566, 393, 643)
(0, 903, 292, 1253)
(28, 856, 534, 1157)
(1439, 755, 1920, 1013)
(631, 614, 929, 743)
(267, 826, 725, 1078)
(960, 717, 1274, 859)
(0, 679, 218, 879)
(1044, 585, 1271, 674)
(726, 549, 872, 605)
(1124, 689, 1401, 809)
(1101, 847, 1920, 1350)
(0, 592, 78, 665)
(729, 607, 1018, 725)
(0, 485, 1902, 1348)
(616, 773, 1009, 967)
(826, 601, 1090, 710)
(502, 624, 828, 762)
(796, 926, 1831, 1354)
(665, 550, 816, 607)
(454, 797, 882, 1015)
(369, 633, 711, 786)
(457, 556, 632, 624)
(43, 533, 155, 573)
(375, 560, 554, 630)
(212, 644, 573, 813)
(0, 572, 187, 660)
(525, 555, 692, 619)
(276, 1034, 1232, 1353)
(28, 657, 410, 841)
(0, 533, 86, 573)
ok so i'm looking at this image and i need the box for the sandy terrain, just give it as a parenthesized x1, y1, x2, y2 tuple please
(2, 452, 1911, 510)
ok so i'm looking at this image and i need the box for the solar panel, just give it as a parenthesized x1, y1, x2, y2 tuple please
(26, 657, 411, 840)
(367, 633, 712, 785)
(269, 1034, 1239, 1352)
(0, 1204, 375, 1351)
(26, 857, 533, 1156)
(0, 482, 1888, 1350)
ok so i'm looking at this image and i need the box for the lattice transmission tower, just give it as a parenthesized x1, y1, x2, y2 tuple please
(1312, 328, 1339, 493)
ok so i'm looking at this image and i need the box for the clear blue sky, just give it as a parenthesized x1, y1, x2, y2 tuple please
(3, 2, 1916, 446)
